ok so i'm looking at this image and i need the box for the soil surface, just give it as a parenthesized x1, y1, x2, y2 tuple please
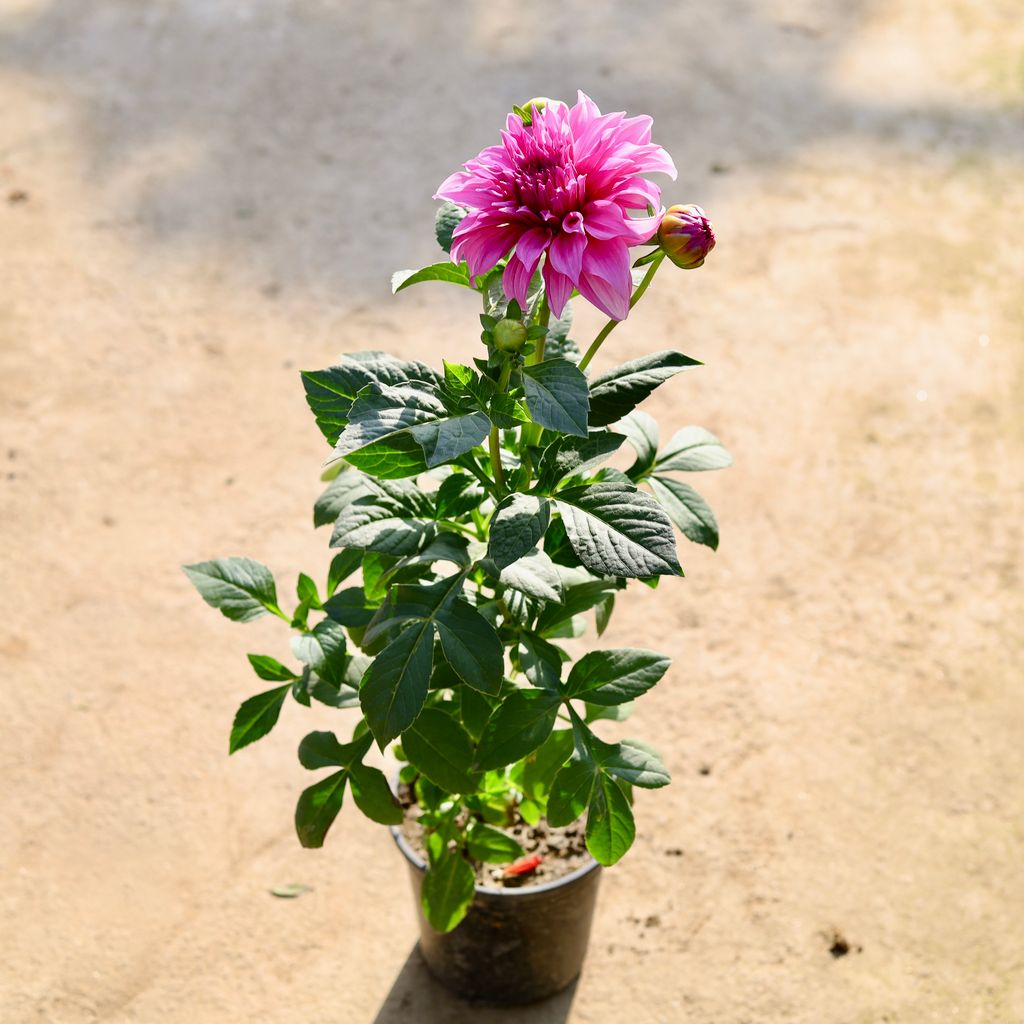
(399, 801, 592, 890)
(2, 2, 1024, 1023)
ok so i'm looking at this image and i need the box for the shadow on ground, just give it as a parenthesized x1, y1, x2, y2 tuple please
(372, 945, 576, 1024)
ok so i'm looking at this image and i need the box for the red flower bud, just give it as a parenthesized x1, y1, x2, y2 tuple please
(658, 204, 716, 269)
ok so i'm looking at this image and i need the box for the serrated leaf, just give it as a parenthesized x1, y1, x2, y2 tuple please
(301, 353, 440, 445)
(486, 493, 550, 569)
(183, 558, 280, 623)
(392, 262, 473, 294)
(474, 689, 561, 771)
(585, 771, 635, 865)
(335, 382, 489, 477)
(563, 648, 670, 705)
(537, 431, 626, 491)
(655, 426, 733, 472)
(321, 586, 376, 627)
(229, 684, 290, 753)
(649, 476, 719, 549)
(535, 577, 622, 636)
(290, 619, 349, 688)
(435, 473, 485, 519)
(403, 707, 479, 794)
(434, 599, 504, 695)
(516, 632, 563, 691)
(521, 727, 575, 805)
(421, 847, 476, 933)
(587, 350, 700, 427)
(349, 763, 405, 824)
(359, 621, 434, 748)
(522, 360, 590, 437)
(554, 483, 681, 578)
(295, 770, 347, 848)
(499, 547, 562, 604)
(330, 481, 435, 555)
(314, 470, 369, 527)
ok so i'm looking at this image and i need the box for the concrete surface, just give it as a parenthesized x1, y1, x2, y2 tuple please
(1, 1, 1022, 1021)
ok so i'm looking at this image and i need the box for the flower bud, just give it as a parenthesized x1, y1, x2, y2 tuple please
(492, 318, 527, 352)
(658, 204, 716, 269)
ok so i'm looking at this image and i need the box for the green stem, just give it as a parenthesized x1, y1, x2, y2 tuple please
(521, 296, 551, 452)
(578, 252, 665, 371)
(489, 361, 514, 495)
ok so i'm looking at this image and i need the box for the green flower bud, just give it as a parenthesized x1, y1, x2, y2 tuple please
(492, 318, 527, 352)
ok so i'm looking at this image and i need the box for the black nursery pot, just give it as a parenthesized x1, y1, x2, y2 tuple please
(390, 827, 602, 1005)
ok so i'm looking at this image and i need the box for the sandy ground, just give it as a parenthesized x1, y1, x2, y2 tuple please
(1, 1, 1022, 1021)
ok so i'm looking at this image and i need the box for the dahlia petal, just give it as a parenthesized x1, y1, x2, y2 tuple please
(548, 226, 587, 281)
(502, 254, 537, 308)
(542, 261, 575, 319)
(459, 225, 522, 279)
(581, 200, 628, 240)
(578, 238, 632, 320)
(516, 227, 552, 269)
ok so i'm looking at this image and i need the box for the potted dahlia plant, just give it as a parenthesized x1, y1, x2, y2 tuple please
(185, 93, 726, 1004)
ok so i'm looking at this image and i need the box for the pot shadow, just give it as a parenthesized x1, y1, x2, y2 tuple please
(371, 944, 577, 1024)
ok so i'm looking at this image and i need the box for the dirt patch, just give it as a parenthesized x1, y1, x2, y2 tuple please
(398, 791, 592, 890)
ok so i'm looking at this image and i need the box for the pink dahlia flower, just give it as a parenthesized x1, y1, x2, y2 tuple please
(434, 91, 677, 321)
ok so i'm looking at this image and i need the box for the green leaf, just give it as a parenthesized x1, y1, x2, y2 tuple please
(403, 707, 479, 794)
(322, 586, 376, 627)
(183, 558, 280, 623)
(536, 431, 626, 491)
(595, 594, 614, 636)
(335, 382, 489, 477)
(585, 771, 636, 865)
(246, 654, 299, 683)
(522, 359, 590, 437)
(229, 684, 290, 753)
(649, 476, 719, 550)
(291, 619, 349, 688)
(563, 648, 670, 705)
(596, 738, 671, 789)
(435, 474, 484, 519)
(434, 600, 504, 695)
(521, 727, 575, 804)
(330, 479, 435, 555)
(466, 821, 525, 863)
(349, 763, 405, 824)
(359, 621, 434, 748)
(544, 303, 578, 362)
(617, 411, 659, 479)
(587, 350, 700, 427)
(313, 469, 369, 527)
(421, 847, 476, 933)
(554, 483, 682, 578)
(474, 689, 561, 771)
(296, 573, 321, 609)
(535, 577, 622, 636)
(458, 686, 494, 741)
(297, 729, 373, 770)
(295, 770, 348, 848)
(435, 203, 466, 253)
(392, 262, 473, 294)
(499, 547, 562, 604)
(326, 549, 363, 596)
(489, 392, 532, 429)
(516, 632, 563, 691)
(486, 494, 550, 569)
(547, 756, 598, 827)
(655, 426, 733, 472)
(301, 353, 441, 445)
